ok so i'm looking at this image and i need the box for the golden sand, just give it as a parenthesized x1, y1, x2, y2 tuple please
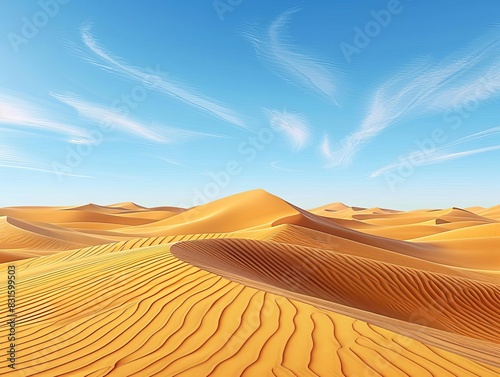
(0, 189, 498, 376)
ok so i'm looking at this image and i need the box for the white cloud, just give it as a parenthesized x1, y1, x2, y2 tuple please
(0, 145, 32, 166)
(0, 92, 87, 138)
(424, 145, 500, 163)
(159, 157, 185, 167)
(0, 164, 94, 178)
(267, 160, 298, 172)
(79, 23, 249, 130)
(371, 126, 500, 177)
(244, 8, 341, 106)
(266, 109, 311, 150)
(320, 135, 334, 159)
(0, 143, 92, 179)
(53, 93, 221, 143)
(326, 29, 500, 167)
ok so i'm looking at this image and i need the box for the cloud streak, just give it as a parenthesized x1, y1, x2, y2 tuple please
(52, 93, 223, 143)
(0, 164, 94, 178)
(244, 8, 341, 106)
(0, 144, 92, 179)
(0, 92, 87, 139)
(78, 24, 249, 130)
(320, 135, 334, 160)
(325, 29, 500, 167)
(266, 160, 299, 172)
(266, 109, 311, 151)
(370, 126, 500, 177)
(0, 145, 34, 166)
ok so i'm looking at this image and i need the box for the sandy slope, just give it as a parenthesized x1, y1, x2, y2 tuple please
(0, 217, 109, 263)
(0, 242, 498, 376)
(0, 204, 186, 262)
(172, 239, 499, 343)
(0, 189, 498, 376)
(115, 189, 300, 236)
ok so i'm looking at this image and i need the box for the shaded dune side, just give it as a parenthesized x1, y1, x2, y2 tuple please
(0, 209, 148, 226)
(2, 216, 286, 265)
(274, 206, 498, 270)
(0, 245, 498, 376)
(351, 207, 494, 224)
(475, 204, 500, 221)
(275, 205, 438, 254)
(0, 216, 119, 263)
(0, 205, 183, 229)
(0, 218, 92, 262)
(1, 217, 114, 246)
(265, 224, 499, 283)
(15, 226, 285, 272)
(412, 223, 500, 241)
(346, 223, 449, 241)
(172, 239, 500, 344)
(311, 204, 499, 241)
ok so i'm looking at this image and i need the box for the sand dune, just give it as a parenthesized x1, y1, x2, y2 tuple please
(0, 189, 498, 376)
(115, 189, 300, 236)
(0, 216, 107, 263)
(0, 203, 182, 228)
(1, 242, 498, 376)
(475, 204, 500, 221)
(358, 222, 449, 240)
(350, 208, 493, 226)
(108, 201, 147, 210)
(0, 203, 188, 262)
(263, 224, 498, 282)
(413, 222, 500, 240)
(172, 239, 499, 343)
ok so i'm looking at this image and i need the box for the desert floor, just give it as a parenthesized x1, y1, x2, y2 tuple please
(0, 189, 498, 376)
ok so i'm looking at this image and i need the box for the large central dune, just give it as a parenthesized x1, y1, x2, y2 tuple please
(0, 189, 498, 376)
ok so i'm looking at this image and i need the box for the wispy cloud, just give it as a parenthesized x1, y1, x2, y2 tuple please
(0, 145, 34, 166)
(265, 109, 311, 151)
(244, 8, 341, 106)
(320, 135, 334, 160)
(325, 29, 500, 167)
(370, 126, 500, 177)
(0, 164, 94, 178)
(0, 143, 92, 179)
(422, 145, 500, 163)
(159, 157, 185, 167)
(266, 160, 298, 172)
(78, 23, 249, 130)
(0, 92, 87, 139)
(52, 93, 222, 143)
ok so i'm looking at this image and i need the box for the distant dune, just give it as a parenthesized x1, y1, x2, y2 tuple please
(0, 189, 498, 376)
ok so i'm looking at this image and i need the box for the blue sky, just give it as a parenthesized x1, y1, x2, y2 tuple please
(0, 0, 499, 210)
